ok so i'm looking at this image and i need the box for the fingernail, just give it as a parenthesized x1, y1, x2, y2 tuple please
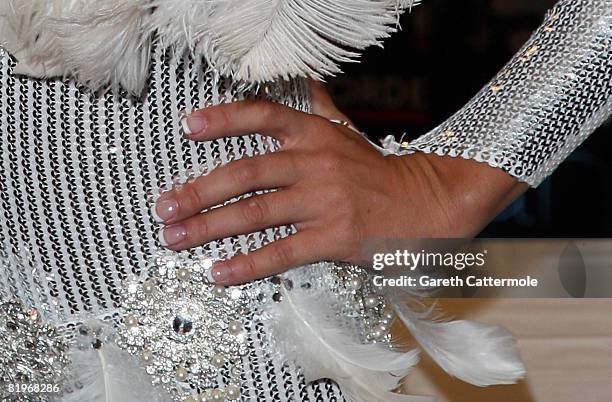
(158, 225, 187, 247)
(153, 197, 179, 223)
(181, 114, 207, 136)
(209, 261, 232, 284)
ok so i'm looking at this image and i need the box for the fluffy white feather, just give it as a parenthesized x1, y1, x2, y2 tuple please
(207, 0, 418, 82)
(61, 343, 169, 402)
(0, 0, 419, 93)
(5, 0, 150, 94)
(394, 303, 526, 387)
(265, 286, 435, 402)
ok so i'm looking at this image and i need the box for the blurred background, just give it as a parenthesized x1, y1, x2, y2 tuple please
(327, 0, 612, 237)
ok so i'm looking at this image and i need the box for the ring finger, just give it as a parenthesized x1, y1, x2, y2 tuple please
(159, 187, 315, 250)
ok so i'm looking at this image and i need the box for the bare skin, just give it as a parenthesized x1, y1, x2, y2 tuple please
(154, 82, 527, 285)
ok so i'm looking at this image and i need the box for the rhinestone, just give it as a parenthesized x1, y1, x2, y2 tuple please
(78, 325, 90, 336)
(173, 313, 194, 335)
(127, 282, 140, 294)
(229, 288, 242, 300)
(92, 339, 103, 349)
(201, 258, 214, 269)
(230, 366, 242, 377)
(272, 292, 283, 303)
(26, 307, 39, 322)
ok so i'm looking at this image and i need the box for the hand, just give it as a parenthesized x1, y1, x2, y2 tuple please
(153, 83, 527, 285)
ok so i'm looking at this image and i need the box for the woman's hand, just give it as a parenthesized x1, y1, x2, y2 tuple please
(153, 83, 527, 285)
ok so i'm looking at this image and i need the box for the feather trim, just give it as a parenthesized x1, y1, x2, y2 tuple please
(0, 0, 419, 94)
(393, 303, 526, 387)
(207, 0, 419, 82)
(265, 286, 435, 402)
(61, 342, 170, 402)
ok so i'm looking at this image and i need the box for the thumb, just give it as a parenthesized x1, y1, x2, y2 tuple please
(309, 80, 356, 128)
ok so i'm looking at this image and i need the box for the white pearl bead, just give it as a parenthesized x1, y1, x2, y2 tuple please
(213, 286, 226, 297)
(211, 388, 225, 401)
(177, 268, 191, 281)
(211, 353, 226, 368)
(227, 320, 242, 335)
(140, 350, 153, 365)
(175, 366, 189, 382)
(226, 384, 240, 400)
(347, 278, 362, 290)
(364, 295, 380, 308)
(143, 279, 156, 294)
(124, 314, 139, 328)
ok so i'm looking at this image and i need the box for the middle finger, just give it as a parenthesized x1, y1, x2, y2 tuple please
(153, 152, 301, 224)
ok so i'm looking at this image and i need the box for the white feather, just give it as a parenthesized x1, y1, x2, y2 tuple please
(265, 286, 435, 402)
(0, 0, 419, 93)
(61, 343, 169, 402)
(4, 0, 151, 94)
(207, 0, 418, 82)
(393, 303, 526, 387)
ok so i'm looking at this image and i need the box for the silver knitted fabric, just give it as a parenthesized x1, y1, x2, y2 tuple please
(0, 44, 346, 401)
(406, 0, 612, 187)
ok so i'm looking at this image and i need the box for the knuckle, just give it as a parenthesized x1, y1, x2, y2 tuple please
(258, 101, 279, 121)
(326, 184, 351, 203)
(242, 197, 268, 226)
(317, 151, 343, 173)
(270, 242, 295, 268)
(240, 255, 258, 277)
(217, 106, 233, 128)
(230, 160, 259, 186)
(335, 219, 362, 249)
(194, 216, 209, 240)
(181, 185, 203, 210)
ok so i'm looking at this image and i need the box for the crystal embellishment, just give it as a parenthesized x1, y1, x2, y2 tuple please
(116, 253, 249, 401)
(0, 299, 70, 401)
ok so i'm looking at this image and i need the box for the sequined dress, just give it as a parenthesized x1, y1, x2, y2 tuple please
(1, 0, 610, 401)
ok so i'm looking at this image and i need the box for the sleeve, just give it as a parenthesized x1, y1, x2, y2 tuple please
(396, 0, 612, 187)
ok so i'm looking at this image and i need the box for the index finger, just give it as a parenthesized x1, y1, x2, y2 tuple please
(181, 100, 311, 143)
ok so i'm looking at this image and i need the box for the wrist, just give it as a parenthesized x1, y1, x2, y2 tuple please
(395, 152, 528, 237)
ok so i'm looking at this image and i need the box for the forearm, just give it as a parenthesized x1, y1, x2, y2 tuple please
(402, 0, 612, 187)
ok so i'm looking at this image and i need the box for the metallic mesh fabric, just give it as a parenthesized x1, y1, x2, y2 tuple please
(0, 44, 346, 401)
(406, 0, 612, 187)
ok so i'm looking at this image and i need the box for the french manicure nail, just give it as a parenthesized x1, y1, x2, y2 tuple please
(158, 225, 187, 247)
(209, 262, 232, 283)
(181, 115, 208, 136)
(153, 198, 179, 223)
